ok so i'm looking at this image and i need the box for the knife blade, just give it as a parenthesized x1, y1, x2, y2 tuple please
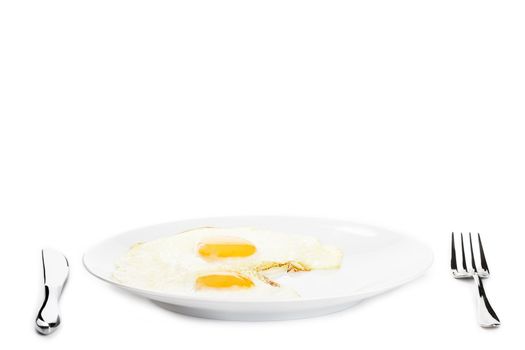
(35, 249, 69, 335)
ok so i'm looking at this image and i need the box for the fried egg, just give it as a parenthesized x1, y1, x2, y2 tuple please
(113, 227, 343, 299)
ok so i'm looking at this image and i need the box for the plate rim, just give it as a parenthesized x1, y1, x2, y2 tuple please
(83, 216, 434, 304)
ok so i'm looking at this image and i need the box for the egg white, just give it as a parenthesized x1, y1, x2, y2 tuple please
(113, 226, 343, 299)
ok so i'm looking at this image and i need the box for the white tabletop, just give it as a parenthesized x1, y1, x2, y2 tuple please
(1, 1, 523, 349)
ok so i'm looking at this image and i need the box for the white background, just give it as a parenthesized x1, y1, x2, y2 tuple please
(1, 1, 524, 349)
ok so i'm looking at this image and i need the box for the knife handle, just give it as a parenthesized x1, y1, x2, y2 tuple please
(35, 285, 62, 335)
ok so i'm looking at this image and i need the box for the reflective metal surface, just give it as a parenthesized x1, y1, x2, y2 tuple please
(451, 233, 500, 328)
(35, 249, 69, 335)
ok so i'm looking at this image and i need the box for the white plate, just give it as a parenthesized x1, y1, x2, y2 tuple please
(83, 217, 433, 321)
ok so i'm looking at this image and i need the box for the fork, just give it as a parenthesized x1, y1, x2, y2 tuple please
(451, 232, 500, 327)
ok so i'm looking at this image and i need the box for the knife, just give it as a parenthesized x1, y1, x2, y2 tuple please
(35, 249, 69, 335)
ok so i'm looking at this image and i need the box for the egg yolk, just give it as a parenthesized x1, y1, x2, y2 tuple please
(197, 236, 256, 258)
(195, 272, 255, 289)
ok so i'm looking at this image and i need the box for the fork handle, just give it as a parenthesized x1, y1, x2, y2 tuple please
(473, 274, 500, 327)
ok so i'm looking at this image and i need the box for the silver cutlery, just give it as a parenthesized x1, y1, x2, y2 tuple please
(451, 233, 500, 327)
(35, 249, 69, 335)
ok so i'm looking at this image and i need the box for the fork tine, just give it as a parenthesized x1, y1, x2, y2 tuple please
(478, 233, 490, 274)
(451, 232, 457, 271)
(460, 233, 467, 271)
(469, 233, 477, 273)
